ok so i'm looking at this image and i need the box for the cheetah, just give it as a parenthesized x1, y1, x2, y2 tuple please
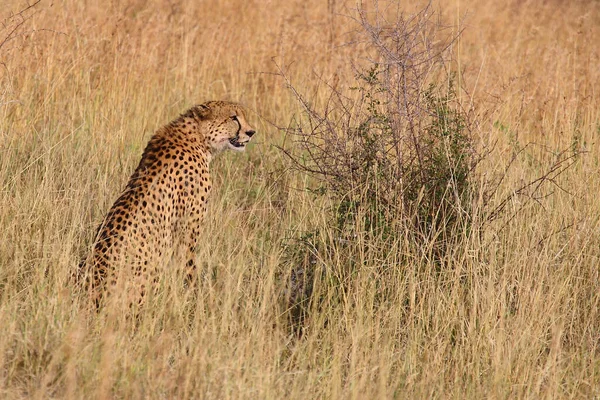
(78, 100, 256, 307)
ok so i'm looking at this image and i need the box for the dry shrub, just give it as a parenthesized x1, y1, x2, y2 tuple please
(279, 1, 582, 335)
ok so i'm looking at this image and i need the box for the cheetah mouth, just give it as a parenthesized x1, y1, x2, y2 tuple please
(228, 137, 246, 149)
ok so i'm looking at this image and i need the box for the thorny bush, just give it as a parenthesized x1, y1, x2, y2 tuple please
(277, 2, 581, 334)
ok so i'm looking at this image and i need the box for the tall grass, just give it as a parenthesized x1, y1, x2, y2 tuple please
(0, 0, 599, 398)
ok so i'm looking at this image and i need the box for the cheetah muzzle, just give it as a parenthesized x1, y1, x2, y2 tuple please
(227, 116, 255, 151)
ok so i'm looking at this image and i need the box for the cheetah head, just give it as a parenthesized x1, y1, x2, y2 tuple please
(195, 101, 256, 153)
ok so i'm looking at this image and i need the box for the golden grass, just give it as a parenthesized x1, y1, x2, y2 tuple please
(1, 0, 599, 398)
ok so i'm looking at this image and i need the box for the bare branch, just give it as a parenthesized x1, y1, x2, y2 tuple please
(0, 0, 42, 52)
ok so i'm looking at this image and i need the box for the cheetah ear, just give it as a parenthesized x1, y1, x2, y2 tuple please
(194, 103, 213, 120)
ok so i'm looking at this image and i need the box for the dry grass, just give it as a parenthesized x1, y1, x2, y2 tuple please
(0, 0, 599, 398)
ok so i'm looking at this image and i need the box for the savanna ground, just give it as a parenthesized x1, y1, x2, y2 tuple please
(1, 0, 599, 398)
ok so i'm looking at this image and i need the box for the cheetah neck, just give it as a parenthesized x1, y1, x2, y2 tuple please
(161, 116, 213, 163)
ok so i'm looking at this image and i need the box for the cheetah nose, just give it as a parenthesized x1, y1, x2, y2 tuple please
(246, 130, 256, 137)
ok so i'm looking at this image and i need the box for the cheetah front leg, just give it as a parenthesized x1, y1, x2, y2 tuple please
(179, 225, 201, 287)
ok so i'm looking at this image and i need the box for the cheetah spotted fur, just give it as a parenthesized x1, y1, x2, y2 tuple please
(78, 100, 256, 307)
